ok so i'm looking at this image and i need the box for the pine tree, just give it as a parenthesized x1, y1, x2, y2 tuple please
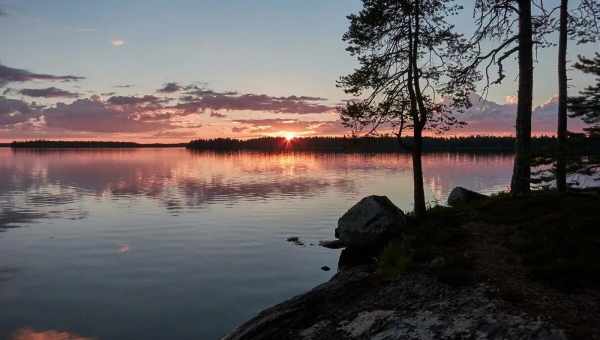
(338, 0, 479, 218)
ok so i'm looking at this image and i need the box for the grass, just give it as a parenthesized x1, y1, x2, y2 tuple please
(378, 205, 474, 285)
(476, 190, 600, 290)
(377, 189, 600, 290)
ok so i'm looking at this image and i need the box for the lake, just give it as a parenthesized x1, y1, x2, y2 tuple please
(0, 148, 513, 340)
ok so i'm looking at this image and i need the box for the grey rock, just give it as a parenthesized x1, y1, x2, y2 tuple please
(429, 256, 446, 268)
(319, 239, 346, 249)
(335, 196, 407, 248)
(300, 321, 331, 340)
(338, 247, 377, 271)
(222, 266, 374, 340)
(338, 310, 395, 337)
(286, 236, 305, 246)
(447, 187, 488, 206)
(223, 272, 566, 340)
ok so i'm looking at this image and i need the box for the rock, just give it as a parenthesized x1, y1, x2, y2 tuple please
(319, 240, 346, 249)
(447, 187, 488, 206)
(429, 256, 446, 268)
(222, 272, 566, 340)
(299, 321, 331, 340)
(338, 310, 395, 337)
(222, 266, 374, 340)
(287, 236, 305, 246)
(335, 196, 407, 248)
(321, 266, 331, 271)
(338, 247, 377, 272)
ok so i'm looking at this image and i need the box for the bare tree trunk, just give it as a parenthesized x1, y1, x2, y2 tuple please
(412, 127, 426, 219)
(556, 0, 569, 192)
(511, 0, 534, 195)
(406, 9, 426, 220)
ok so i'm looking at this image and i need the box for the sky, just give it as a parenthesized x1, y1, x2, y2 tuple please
(0, 0, 598, 142)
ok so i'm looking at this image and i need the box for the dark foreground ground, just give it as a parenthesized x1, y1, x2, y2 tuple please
(224, 190, 600, 340)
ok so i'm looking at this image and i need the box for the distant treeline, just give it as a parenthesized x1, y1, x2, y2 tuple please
(9, 140, 186, 148)
(188, 136, 600, 153)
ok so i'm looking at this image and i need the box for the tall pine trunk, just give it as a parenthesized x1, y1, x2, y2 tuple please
(556, 0, 569, 192)
(412, 127, 426, 219)
(511, 0, 534, 195)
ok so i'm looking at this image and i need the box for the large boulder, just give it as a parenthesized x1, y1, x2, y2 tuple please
(335, 196, 407, 248)
(447, 187, 488, 206)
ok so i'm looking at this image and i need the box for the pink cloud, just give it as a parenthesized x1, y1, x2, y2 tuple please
(42, 98, 172, 133)
(456, 94, 585, 135)
(172, 87, 334, 114)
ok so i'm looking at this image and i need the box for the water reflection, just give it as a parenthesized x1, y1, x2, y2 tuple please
(0, 267, 18, 283)
(10, 328, 93, 340)
(0, 149, 512, 219)
(0, 148, 514, 340)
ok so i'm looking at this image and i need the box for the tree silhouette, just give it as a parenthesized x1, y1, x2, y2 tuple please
(567, 54, 600, 182)
(338, 0, 479, 218)
(554, 0, 599, 192)
(569, 54, 600, 140)
(471, 0, 554, 195)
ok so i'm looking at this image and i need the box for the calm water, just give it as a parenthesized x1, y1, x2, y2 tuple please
(0, 148, 513, 340)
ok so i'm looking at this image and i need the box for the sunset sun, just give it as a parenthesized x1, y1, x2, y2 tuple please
(284, 132, 296, 142)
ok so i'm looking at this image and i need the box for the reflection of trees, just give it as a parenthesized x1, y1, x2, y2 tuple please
(421, 153, 514, 201)
(0, 150, 360, 226)
(0, 149, 514, 228)
(0, 209, 48, 230)
(178, 176, 354, 207)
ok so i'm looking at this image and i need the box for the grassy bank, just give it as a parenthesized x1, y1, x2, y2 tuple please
(378, 189, 600, 339)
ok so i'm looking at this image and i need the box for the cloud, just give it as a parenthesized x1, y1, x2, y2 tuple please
(111, 39, 125, 47)
(0, 91, 183, 136)
(228, 95, 587, 137)
(0, 97, 38, 125)
(172, 87, 334, 114)
(107, 95, 164, 106)
(149, 130, 199, 139)
(232, 118, 347, 136)
(0, 64, 84, 87)
(504, 96, 518, 105)
(453, 94, 586, 135)
(157, 82, 182, 93)
(19, 87, 79, 98)
(42, 98, 170, 133)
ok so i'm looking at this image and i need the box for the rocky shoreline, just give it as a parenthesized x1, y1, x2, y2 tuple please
(224, 188, 600, 340)
(223, 266, 565, 340)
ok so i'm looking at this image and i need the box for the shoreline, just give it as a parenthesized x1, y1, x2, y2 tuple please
(224, 189, 600, 340)
(5, 136, 600, 154)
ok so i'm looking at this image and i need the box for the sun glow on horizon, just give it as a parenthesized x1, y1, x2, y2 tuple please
(284, 132, 296, 142)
